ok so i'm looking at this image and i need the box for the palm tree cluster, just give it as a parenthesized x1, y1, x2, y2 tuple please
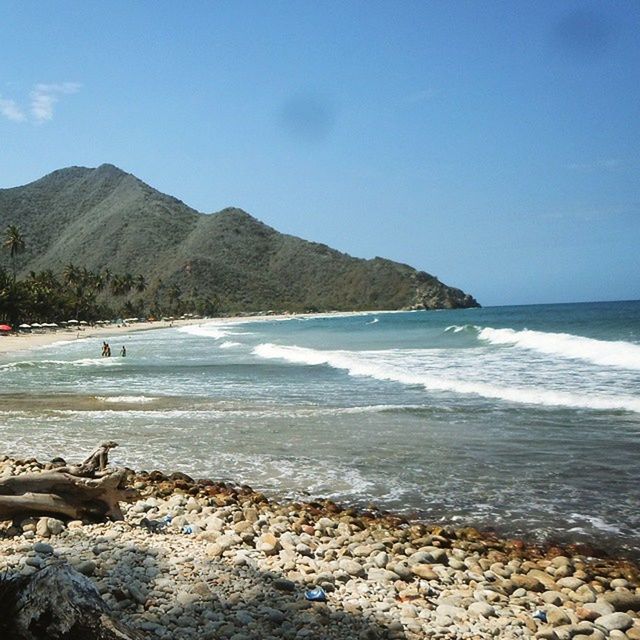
(1, 226, 220, 326)
(0, 226, 150, 326)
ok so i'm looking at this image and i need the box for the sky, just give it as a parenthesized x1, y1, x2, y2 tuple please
(0, 1, 638, 306)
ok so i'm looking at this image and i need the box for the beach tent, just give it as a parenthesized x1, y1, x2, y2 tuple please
(0, 324, 12, 332)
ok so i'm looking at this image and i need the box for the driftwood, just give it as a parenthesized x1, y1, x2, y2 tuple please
(2, 561, 145, 640)
(0, 442, 139, 522)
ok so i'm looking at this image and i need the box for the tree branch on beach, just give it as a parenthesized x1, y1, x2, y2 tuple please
(0, 442, 139, 523)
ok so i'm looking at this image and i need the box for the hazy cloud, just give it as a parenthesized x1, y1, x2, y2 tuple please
(0, 96, 26, 122)
(30, 82, 81, 122)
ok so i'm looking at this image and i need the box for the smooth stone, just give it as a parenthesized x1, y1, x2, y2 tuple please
(235, 611, 254, 625)
(411, 565, 438, 581)
(435, 604, 466, 620)
(542, 591, 565, 606)
(604, 591, 640, 612)
(511, 574, 545, 592)
(546, 606, 572, 627)
(582, 602, 615, 618)
(33, 542, 54, 554)
(367, 568, 400, 583)
(468, 602, 496, 618)
(339, 559, 365, 577)
(594, 612, 633, 632)
(556, 577, 585, 591)
(75, 560, 96, 576)
(273, 578, 296, 592)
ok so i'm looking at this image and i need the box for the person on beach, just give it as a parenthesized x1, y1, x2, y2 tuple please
(101, 342, 108, 357)
(105, 343, 111, 357)
(121, 345, 126, 357)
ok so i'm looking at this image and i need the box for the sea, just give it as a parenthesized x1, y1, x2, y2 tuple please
(1, 300, 639, 557)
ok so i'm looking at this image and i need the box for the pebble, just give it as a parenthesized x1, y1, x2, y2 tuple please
(1, 455, 638, 640)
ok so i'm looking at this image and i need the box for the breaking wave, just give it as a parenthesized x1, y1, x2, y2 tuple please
(253, 343, 640, 413)
(177, 324, 239, 340)
(475, 326, 640, 370)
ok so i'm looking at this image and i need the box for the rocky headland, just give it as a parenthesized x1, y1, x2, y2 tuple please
(1, 455, 639, 640)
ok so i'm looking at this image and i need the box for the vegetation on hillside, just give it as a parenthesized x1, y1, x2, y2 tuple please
(0, 165, 479, 316)
(1, 226, 217, 325)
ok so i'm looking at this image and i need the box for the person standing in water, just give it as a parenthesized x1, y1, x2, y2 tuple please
(121, 345, 126, 357)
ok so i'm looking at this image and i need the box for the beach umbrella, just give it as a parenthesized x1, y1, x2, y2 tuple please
(19, 324, 31, 329)
(31, 322, 42, 328)
(67, 319, 79, 324)
(79, 320, 88, 325)
(0, 324, 12, 332)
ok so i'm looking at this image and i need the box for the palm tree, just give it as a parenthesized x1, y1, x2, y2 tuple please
(135, 274, 147, 293)
(3, 225, 25, 282)
(63, 262, 80, 286)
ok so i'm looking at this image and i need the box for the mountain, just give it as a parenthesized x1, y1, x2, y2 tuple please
(0, 164, 479, 313)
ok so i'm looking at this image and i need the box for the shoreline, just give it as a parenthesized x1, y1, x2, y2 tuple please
(1, 454, 639, 640)
(0, 310, 376, 357)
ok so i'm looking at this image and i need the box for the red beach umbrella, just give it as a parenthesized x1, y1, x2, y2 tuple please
(0, 324, 12, 332)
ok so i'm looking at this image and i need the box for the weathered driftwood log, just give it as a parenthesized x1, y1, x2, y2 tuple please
(3, 560, 145, 639)
(0, 443, 138, 522)
(54, 441, 119, 477)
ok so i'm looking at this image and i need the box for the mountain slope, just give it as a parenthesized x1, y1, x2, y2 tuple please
(0, 164, 479, 312)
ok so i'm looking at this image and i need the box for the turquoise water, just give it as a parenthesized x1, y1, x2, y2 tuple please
(1, 301, 639, 556)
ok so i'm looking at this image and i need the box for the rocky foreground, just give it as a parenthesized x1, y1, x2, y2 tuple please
(1, 456, 639, 640)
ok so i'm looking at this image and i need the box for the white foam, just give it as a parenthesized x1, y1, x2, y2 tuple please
(478, 327, 640, 370)
(569, 513, 622, 535)
(0, 357, 123, 370)
(253, 343, 640, 413)
(219, 341, 242, 349)
(95, 396, 157, 404)
(177, 324, 236, 340)
(445, 324, 477, 333)
(366, 318, 379, 325)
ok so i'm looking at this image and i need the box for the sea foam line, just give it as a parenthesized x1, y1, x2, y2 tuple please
(0, 357, 123, 370)
(475, 326, 640, 370)
(95, 396, 157, 404)
(253, 343, 640, 413)
(177, 324, 241, 340)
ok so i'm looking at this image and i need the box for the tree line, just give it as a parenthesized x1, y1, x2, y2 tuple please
(1, 225, 219, 327)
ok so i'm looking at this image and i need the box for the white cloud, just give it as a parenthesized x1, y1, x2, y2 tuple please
(0, 96, 26, 122)
(30, 82, 81, 122)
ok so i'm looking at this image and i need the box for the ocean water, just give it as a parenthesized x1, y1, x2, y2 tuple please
(1, 301, 639, 557)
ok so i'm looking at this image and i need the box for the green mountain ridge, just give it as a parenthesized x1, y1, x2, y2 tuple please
(0, 164, 479, 313)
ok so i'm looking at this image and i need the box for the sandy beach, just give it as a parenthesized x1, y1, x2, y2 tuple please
(0, 315, 282, 357)
(0, 311, 372, 357)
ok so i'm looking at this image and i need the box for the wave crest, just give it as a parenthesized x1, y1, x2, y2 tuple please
(477, 327, 640, 370)
(253, 343, 640, 413)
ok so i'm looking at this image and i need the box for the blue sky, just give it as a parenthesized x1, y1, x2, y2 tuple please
(1, 1, 638, 306)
